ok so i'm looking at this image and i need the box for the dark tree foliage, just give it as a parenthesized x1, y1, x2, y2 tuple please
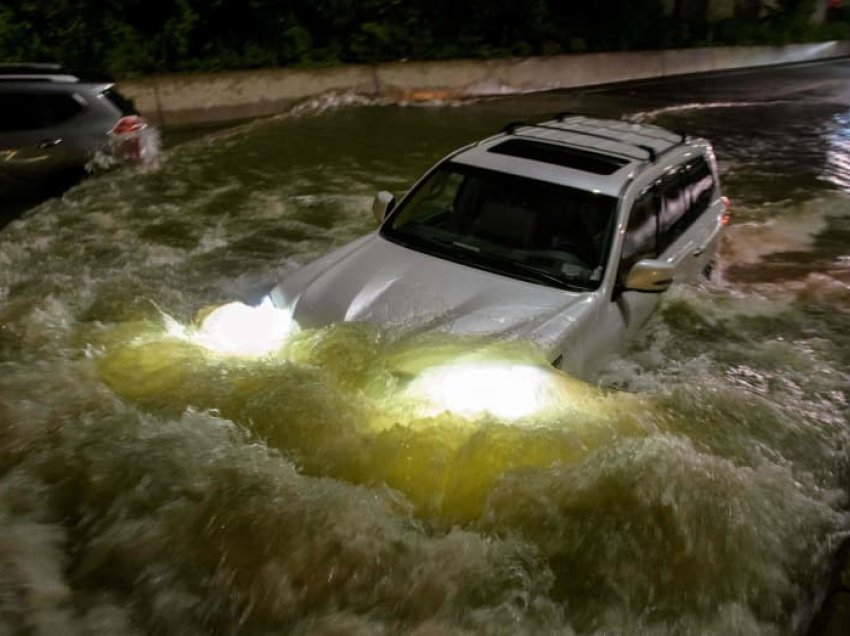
(0, 0, 846, 76)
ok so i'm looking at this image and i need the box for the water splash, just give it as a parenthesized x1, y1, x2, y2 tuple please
(627, 100, 796, 124)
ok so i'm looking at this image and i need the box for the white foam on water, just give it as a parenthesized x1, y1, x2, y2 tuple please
(721, 200, 828, 265)
(756, 271, 850, 312)
(287, 91, 390, 117)
(721, 194, 850, 265)
(627, 100, 797, 124)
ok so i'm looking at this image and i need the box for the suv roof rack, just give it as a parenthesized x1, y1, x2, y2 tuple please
(0, 63, 113, 84)
(0, 63, 79, 83)
(502, 121, 661, 162)
(555, 112, 687, 145)
(0, 63, 64, 73)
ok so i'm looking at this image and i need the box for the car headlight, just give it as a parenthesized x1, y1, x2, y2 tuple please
(190, 296, 298, 357)
(404, 360, 570, 421)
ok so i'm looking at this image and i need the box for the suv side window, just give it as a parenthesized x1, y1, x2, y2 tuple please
(657, 169, 687, 250)
(0, 92, 83, 132)
(684, 157, 715, 221)
(0, 94, 44, 132)
(620, 187, 659, 279)
(42, 93, 84, 126)
(658, 156, 715, 250)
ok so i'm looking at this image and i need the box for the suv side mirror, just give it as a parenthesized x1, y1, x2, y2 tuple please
(372, 191, 395, 223)
(623, 259, 675, 293)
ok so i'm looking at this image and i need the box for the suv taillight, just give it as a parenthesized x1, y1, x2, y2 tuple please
(108, 115, 149, 163)
(110, 115, 147, 135)
(721, 195, 731, 225)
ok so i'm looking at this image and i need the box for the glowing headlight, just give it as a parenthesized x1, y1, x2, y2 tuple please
(405, 361, 568, 421)
(190, 296, 298, 357)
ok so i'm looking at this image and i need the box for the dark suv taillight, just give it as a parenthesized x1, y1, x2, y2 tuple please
(110, 115, 146, 135)
(721, 195, 732, 225)
(109, 115, 148, 162)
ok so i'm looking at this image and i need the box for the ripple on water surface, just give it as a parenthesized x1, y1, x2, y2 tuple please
(1, 94, 849, 633)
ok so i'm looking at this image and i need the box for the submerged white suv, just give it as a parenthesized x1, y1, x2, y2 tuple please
(270, 115, 728, 378)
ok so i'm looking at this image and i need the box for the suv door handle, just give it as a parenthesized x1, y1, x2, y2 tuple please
(38, 138, 63, 149)
(692, 238, 713, 257)
(692, 223, 723, 258)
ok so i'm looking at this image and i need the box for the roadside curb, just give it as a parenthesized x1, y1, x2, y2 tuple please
(117, 42, 850, 126)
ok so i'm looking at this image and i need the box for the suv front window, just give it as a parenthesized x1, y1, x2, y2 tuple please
(381, 163, 617, 291)
(620, 187, 659, 281)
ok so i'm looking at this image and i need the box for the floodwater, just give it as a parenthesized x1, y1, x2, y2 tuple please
(1, 60, 850, 634)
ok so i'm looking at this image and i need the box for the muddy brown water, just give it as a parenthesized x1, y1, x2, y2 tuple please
(1, 61, 849, 633)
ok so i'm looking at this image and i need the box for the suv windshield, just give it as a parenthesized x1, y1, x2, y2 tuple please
(381, 162, 618, 291)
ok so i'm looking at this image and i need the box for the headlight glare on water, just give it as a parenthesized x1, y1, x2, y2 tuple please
(190, 296, 298, 357)
(405, 360, 569, 421)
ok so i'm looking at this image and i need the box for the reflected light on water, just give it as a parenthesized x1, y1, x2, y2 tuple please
(168, 297, 298, 357)
(405, 360, 573, 421)
(824, 110, 850, 193)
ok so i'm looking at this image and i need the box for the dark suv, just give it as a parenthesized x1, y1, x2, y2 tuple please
(0, 63, 150, 198)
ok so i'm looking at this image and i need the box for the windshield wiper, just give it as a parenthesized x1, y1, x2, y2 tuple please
(503, 262, 591, 291)
(388, 230, 592, 291)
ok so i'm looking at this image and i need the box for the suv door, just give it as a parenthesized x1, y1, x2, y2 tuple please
(607, 153, 724, 346)
(0, 90, 85, 184)
(582, 186, 662, 376)
(614, 185, 664, 341)
(658, 155, 724, 281)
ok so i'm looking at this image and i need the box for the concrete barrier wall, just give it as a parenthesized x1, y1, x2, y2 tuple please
(118, 41, 850, 126)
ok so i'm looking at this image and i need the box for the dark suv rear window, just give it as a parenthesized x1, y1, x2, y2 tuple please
(0, 92, 84, 132)
(101, 88, 137, 116)
(488, 138, 628, 175)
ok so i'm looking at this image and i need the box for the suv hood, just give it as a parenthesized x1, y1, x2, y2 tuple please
(275, 234, 596, 348)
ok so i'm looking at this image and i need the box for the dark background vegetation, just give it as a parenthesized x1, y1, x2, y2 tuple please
(1, 0, 847, 76)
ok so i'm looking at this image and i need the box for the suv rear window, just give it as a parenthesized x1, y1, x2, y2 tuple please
(488, 139, 628, 175)
(101, 88, 137, 116)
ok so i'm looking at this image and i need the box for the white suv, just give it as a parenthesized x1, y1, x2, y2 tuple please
(270, 115, 728, 378)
